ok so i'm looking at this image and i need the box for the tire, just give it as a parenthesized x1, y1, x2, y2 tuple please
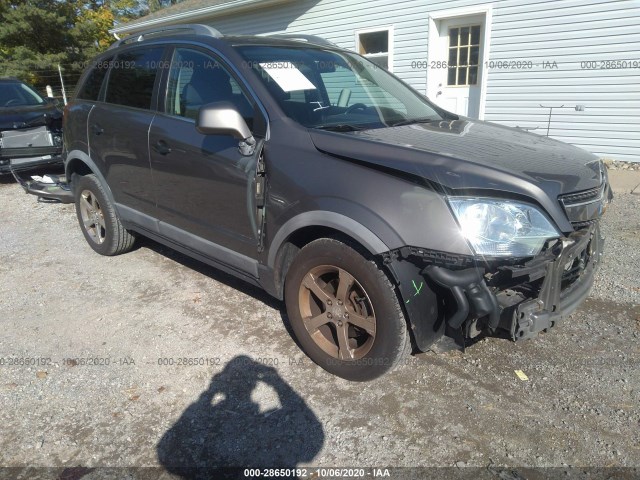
(74, 174, 135, 256)
(284, 238, 410, 381)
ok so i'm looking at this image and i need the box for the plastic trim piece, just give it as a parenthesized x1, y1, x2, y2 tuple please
(267, 211, 389, 268)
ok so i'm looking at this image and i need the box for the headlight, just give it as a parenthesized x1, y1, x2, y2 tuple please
(448, 198, 560, 257)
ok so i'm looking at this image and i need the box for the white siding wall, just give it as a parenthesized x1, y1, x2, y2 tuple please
(202, 0, 639, 162)
(485, 0, 640, 162)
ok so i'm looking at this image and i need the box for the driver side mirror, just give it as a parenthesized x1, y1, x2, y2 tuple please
(196, 102, 256, 156)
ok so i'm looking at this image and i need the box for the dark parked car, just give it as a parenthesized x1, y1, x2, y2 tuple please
(63, 25, 611, 380)
(0, 78, 63, 174)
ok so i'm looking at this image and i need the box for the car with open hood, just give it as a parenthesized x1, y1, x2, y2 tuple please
(0, 78, 63, 174)
(62, 25, 611, 381)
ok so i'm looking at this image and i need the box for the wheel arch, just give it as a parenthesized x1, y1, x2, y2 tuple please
(267, 211, 393, 300)
(65, 150, 116, 205)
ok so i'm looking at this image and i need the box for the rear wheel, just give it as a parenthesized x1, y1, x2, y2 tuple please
(285, 238, 410, 381)
(74, 174, 135, 256)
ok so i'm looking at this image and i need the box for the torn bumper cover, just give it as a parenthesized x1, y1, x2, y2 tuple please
(387, 222, 604, 351)
(11, 171, 74, 203)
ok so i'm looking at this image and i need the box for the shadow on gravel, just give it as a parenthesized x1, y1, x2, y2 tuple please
(157, 355, 324, 479)
(0, 173, 16, 184)
(139, 238, 304, 349)
(140, 237, 282, 309)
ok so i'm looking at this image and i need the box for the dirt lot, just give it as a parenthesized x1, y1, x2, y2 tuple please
(0, 173, 639, 479)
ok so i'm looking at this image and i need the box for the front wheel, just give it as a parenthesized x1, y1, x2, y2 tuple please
(284, 238, 410, 381)
(74, 174, 136, 256)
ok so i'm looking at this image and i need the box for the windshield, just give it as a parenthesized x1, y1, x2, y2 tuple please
(236, 45, 444, 130)
(0, 82, 45, 108)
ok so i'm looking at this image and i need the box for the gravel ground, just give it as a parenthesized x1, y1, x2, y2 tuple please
(603, 160, 640, 172)
(0, 174, 638, 479)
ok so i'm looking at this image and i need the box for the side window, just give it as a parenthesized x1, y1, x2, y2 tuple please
(77, 58, 111, 101)
(105, 47, 164, 109)
(356, 28, 393, 71)
(165, 48, 254, 127)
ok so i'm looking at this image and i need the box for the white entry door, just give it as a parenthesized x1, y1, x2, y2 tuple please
(429, 15, 486, 118)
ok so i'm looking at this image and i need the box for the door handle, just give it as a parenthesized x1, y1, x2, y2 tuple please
(92, 124, 104, 135)
(152, 140, 172, 155)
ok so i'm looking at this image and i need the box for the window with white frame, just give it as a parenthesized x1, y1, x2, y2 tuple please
(447, 25, 481, 86)
(356, 28, 393, 71)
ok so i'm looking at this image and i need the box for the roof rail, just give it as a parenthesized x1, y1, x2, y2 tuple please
(266, 34, 337, 48)
(108, 24, 223, 50)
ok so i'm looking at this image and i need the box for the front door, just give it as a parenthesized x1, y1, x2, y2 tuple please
(430, 16, 485, 118)
(148, 47, 261, 260)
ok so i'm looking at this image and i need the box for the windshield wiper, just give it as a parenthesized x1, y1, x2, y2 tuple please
(389, 117, 439, 127)
(313, 124, 367, 132)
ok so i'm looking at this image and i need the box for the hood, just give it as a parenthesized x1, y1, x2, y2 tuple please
(0, 103, 62, 130)
(309, 118, 602, 198)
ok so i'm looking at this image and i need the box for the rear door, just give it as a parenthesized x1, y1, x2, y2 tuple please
(148, 46, 263, 260)
(66, 58, 112, 157)
(88, 46, 166, 217)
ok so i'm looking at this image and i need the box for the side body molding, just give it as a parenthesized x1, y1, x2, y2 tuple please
(267, 210, 390, 269)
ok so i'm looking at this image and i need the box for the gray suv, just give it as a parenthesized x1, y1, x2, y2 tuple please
(64, 25, 611, 381)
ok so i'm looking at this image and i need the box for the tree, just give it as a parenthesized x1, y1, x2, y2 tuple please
(0, 0, 186, 93)
(0, 1, 146, 92)
(0, 1, 71, 87)
(148, 0, 183, 13)
(70, 1, 147, 57)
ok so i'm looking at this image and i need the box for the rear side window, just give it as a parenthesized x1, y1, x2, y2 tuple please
(76, 58, 111, 101)
(105, 47, 164, 109)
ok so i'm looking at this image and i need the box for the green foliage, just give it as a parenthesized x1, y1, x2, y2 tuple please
(0, 1, 71, 87)
(0, 0, 184, 93)
(147, 0, 183, 13)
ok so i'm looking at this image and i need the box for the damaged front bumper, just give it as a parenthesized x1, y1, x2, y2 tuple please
(385, 222, 605, 351)
(499, 225, 603, 340)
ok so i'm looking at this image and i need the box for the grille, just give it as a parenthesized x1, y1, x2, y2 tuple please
(560, 185, 602, 206)
(559, 183, 607, 227)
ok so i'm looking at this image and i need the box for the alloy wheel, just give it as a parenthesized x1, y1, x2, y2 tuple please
(79, 189, 106, 245)
(297, 265, 376, 360)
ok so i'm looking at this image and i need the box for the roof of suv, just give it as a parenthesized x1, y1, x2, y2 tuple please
(108, 24, 339, 51)
(225, 35, 338, 48)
